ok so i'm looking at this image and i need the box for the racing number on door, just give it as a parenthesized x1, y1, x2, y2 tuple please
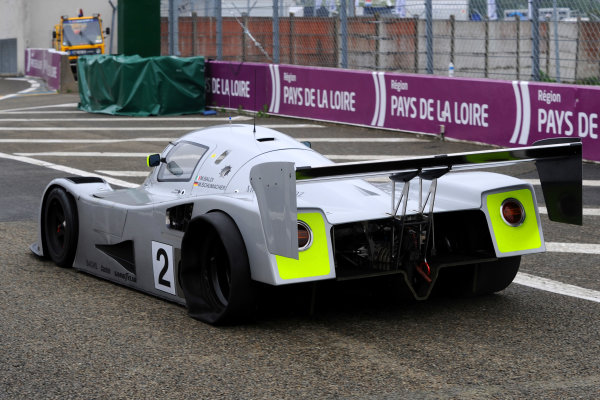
(152, 241, 176, 295)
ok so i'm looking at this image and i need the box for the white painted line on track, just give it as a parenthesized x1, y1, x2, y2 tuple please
(14, 152, 411, 160)
(514, 272, 600, 303)
(296, 138, 425, 143)
(96, 170, 150, 177)
(15, 152, 149, 157)
(545, 242, 600, 254)
(253, 124, 325, 128)
(0, 110, 85, 114)
(328, 155, 416, 161)
(0, 137, 415, 144)
(0, 127, 210, 131)
(0, 116, 251, 122)
(0, 103, 78, 112)
(0, 138, 174, 144)
(0, 152, 137, 188)
(523, 178, 600, 187)
(539, 207, 600, 216)
(0, 123, 322, 131)
(0, 78, 41, 100)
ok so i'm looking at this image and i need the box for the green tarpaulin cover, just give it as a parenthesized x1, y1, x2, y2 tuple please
(78, 55, 205, 116)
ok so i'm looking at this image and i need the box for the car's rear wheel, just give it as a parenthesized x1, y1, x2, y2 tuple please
(472, 256, 521, 295)
(43, 187, 78, 268)
(436, 256, 521, 296)
(180, 212, 256, 325)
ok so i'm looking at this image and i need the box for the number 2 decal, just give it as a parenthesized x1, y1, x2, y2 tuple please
(152, 241, 176, 295)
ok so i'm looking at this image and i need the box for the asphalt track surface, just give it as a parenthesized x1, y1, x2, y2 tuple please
(0, 77, 599, 399)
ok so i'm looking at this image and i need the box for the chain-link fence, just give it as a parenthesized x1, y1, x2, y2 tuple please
(161, 0, 600, 84)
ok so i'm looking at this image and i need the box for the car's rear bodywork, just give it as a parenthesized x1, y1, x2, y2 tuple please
(31, 124, 582, 324)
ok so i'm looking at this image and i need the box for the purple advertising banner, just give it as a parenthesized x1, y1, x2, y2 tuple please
(24, 48, 62, 91)
(206, 61, 600, 161)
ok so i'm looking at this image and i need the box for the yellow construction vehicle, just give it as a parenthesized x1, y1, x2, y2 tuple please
(52, 10, 110, 72)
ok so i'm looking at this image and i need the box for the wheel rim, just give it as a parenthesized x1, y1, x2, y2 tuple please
(47, 198, 67, 256)
(201, 235, 231, 309)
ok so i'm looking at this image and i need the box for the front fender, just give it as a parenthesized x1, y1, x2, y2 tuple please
(30, 177, 114, 257)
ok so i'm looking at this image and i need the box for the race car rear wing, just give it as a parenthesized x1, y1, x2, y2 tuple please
(250, 138, 582, 259)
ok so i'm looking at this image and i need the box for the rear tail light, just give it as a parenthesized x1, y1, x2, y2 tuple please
(297, 221, 312, 251)
(501, 198, 525, 226)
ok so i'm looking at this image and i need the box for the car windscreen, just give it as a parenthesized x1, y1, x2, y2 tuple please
(62, 19, 102, 46)
(158, 141, 208, 182)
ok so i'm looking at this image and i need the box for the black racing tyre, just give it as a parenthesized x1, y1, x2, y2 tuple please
(471, 256, 521, 295)
(43, 187, 78, 268)
(435, 256, 521, 297)
(179, 212, 256, 325)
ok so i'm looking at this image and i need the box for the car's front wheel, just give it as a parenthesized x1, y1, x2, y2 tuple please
(179, 212, 256, 325)
(43, 187, 78, 268)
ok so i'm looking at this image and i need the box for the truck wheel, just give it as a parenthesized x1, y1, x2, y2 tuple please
(43, 187, 78, 268)
(180, 212, 256, 325)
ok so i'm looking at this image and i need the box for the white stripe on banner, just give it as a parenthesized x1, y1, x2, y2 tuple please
(509, 81, 522, 144)
(268, 64, 276, 113)
(273, 64, 281, 113)
(370, 72, 380, 126)
(377, 72, 387, 127)
(518, 81, 531, 144)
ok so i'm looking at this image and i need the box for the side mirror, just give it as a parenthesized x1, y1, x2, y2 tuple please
(52, 31, 57, 39)
(147, 154, 162, 167)
(105, 27, 110, 35)
(301, 141, 312, 148)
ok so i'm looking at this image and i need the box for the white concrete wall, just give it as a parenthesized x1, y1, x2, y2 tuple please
(0, 0, 119, 74)
(0, 0, 27, 74)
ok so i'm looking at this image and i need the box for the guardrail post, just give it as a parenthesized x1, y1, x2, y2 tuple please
(530, 0, 540, 81)
(192, 12, 197, 56)
(516, 15, 521, 80)
(414, 15, 419, 73)
(450, 15, 455, 66)
(242, 13, 248, 61)
(575, 16, 581, 82)
(290, 13, 295, 65)
(341, 0, 348, 69)
(168, 0, 176, 55)
(216, 0, 222, 60)
(425, 0, 433, 74)
(485, 17, 489, 78)
(375, 13, 380, 71)
(552, 0, 561, 83)
(545, 17, 550, 78)
(273, 0, 280, 63)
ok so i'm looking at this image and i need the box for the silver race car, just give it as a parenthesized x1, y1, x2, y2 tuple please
(31, 124, 582, 324)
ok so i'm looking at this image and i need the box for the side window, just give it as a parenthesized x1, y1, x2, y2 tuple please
(157, 142, 208, 182)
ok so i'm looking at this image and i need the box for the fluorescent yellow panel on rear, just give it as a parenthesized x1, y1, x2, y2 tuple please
(486, 189, 542, 254)
(275, 212, 330, 280)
